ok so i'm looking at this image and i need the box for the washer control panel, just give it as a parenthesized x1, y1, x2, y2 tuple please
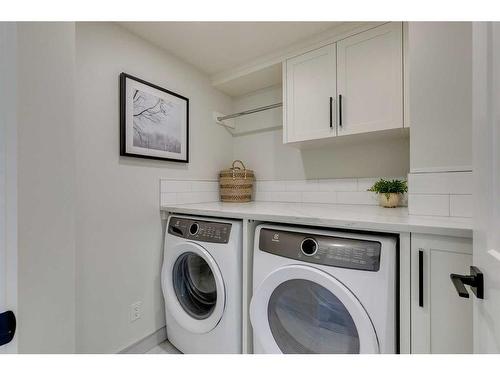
(168, 216, 232, 244)
(259, 228, 382, 272)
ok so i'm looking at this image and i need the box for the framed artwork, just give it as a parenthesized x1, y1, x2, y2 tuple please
(120, 73, 189, 162)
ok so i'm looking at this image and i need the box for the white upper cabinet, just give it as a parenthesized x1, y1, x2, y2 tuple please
(284, 44, 336, 143)
(337, 22, 403, 136)
(283, 22, 404, 144)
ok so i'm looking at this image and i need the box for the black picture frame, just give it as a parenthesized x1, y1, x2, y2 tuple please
(120, 72, 189, 163)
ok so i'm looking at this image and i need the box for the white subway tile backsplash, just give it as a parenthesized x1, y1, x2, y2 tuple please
(254, 191, 273, 201)
(160, 176, 411, 207)
(191, 181, 218, 192)
(160, 180, 192, 193)
(447, 172, 473, 194)
(160, 179, 219, 206)
(337, 191, 378, 205)
(252, 177, 389, 205)
(176, 191, 218, 205)
(285, 179, 319, 192)
(357, 176, 406, 192)
(409, 172, 472, 195)
(159, 174, 472, 218)
(450, 195, 472, 218)
(301, 191, 337, 204)
(408, 173, 440, 194)
(407, 171, 472, 217)
(408, 194, 450, 216)
(400, 193, 409, 207)
(317, 178, 357, 192)
(357, 178, 379, 192)
(175, 192, 196, 205)
(253, 177, 404, 205)
(160, 193, 177, 206)
(257, 180, 287, 192)
(271, 191, 302, 202)
(204, 191, 219, 202)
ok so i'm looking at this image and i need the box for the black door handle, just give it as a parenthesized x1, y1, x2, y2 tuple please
(450, 266, 484, 299)
(0, 310, 16, 346)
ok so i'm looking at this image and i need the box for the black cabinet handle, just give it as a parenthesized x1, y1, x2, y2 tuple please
(418, 250, 424, 307)
(329, 97, 333, 128)
(338, 94, 343, 127)
(450, 266, 484, 299)
(0, 310, 16, 347)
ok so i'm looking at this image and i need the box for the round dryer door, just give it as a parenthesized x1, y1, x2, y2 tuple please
(250, 265, 379, 354)
(163, 242, 225, 334)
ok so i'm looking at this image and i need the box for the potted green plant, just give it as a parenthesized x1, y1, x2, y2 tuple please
(367, 179, 408, 208)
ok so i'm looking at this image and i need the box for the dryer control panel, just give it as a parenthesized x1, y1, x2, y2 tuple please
(259, 228, 382, 271)
(168, 216, 232, 244)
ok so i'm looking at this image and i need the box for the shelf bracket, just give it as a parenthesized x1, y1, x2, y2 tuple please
(213, 111, 235, 129)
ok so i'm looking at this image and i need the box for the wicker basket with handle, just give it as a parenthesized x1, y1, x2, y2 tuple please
(219, 160, 255, 202)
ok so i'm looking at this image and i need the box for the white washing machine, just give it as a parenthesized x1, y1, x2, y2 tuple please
(161, 215, 242, 354)
(250, 224, 397, 354)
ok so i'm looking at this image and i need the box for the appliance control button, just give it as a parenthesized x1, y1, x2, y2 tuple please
(189, 222, 199, 235)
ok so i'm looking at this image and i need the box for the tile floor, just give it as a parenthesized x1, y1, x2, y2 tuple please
(146, 340, 182, 354)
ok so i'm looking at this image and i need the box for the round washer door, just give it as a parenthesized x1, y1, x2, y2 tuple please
(163, 241, 225, 334)
(249, 265, 379, 354)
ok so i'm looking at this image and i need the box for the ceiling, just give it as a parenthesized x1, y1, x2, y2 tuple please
(118, 22, 341, 76)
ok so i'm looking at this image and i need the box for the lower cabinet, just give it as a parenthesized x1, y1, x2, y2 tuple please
(411, 233, 473, 353)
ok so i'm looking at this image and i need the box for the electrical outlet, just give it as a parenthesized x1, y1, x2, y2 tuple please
(130, 301, 142, 322)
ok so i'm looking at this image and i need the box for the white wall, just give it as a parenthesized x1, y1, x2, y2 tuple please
(409, 22, 472, 172)
(75, 22, 233, 353)
(232, 85, 410, 180)
(16, 22, 77, 353)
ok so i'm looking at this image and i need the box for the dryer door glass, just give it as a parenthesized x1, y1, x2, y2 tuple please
(173, 252, 217, 320)
(268, 279, 360, 353)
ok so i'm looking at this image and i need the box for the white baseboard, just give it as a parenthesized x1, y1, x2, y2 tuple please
(118, 327, 167, 354)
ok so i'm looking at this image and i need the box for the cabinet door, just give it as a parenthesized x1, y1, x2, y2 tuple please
(411, 234, 473, 354)
(337, 22, 403, 136)
(284, 44, 336, 143)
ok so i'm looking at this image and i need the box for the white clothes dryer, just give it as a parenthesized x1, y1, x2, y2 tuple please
(250, 224, 397, 354)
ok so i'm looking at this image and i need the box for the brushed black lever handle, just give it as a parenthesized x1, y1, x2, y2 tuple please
(451, 274, 471, 298)
(450, 266, 484, 299)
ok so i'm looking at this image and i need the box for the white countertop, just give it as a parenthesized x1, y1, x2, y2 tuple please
(160, 202, 472, 238)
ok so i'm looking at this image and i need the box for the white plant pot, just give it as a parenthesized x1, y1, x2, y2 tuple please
(378, 193, 401, 208)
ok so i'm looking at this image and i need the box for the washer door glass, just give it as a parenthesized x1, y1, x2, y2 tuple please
(173, 252, 217, 320)
(268, 279, 360, 354)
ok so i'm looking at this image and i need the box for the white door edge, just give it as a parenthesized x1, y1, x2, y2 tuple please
(472, 21, 500, 353)
(0, 23, 18, 353)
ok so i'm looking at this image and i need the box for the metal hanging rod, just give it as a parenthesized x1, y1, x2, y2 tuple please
(217, 102, 283, 122)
